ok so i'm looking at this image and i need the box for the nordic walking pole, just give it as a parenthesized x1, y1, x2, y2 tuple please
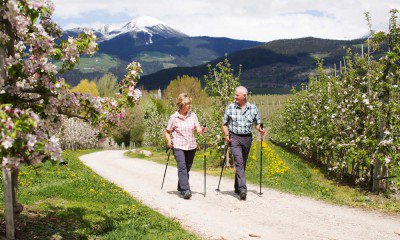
(259, 123, 264, 196)
(161, 143, 172, 190)
(216, 143, 228, 192)
(203, 124, 207, 197)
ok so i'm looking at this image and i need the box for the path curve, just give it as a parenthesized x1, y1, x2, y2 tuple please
(80, 150, 400, 240)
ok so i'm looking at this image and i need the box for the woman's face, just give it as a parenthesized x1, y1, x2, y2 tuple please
(182, 103, 191, 113)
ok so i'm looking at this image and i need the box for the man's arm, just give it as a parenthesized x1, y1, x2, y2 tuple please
(222, 105, 231, 144)
(254, 106, 265, 137)
(222, 124, 230, 144)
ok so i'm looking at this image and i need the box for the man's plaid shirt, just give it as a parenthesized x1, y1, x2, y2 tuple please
(222, 102, 262, 135)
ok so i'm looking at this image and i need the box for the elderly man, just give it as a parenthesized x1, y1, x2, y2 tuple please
(222, 86, 265, 200)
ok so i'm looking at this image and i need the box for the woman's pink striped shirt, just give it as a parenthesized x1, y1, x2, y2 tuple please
(166, 111, 200, 150)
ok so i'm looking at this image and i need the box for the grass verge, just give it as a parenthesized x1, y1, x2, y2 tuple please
(0, 150, 200, 240)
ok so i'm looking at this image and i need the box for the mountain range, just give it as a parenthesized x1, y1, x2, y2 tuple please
(61, 16, 366, 94)
(61, 16, 263, 86)
(140, 37, 366, 93)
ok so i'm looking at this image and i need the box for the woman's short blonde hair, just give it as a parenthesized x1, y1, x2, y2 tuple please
(177, 93, 192, 109)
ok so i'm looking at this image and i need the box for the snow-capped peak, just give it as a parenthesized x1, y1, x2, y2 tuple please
(122, 16, 165, 31)
(63, 16, 187, 44)
(98, 25, 110, 35)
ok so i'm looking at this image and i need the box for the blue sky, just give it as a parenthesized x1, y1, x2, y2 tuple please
(53, 0, 400, 42)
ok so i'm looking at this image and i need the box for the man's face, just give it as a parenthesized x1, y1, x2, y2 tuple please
(234, 91, 246, 104)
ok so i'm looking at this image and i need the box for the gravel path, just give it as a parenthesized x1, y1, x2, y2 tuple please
(80, 150, 400, 240)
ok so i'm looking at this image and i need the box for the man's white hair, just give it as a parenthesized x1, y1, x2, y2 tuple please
(235, 86, 248, 95)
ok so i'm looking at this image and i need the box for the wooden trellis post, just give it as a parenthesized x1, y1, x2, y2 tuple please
(361, 43, 364, 57)
(343, 57, 346, 72)
(367, 37, 371, 63)
(334, 64, 337, 77)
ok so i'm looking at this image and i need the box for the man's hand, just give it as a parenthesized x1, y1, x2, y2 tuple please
(222, 124, 230, 144)
(258, 124, 266, 138)
(259, 128, 265, 137)
(225, 135, 231, 144)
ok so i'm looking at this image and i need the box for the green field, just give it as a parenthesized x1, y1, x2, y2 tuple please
(134, 51, 175, 62)
(54, 53, 121, 73)
(310, 53, 330, 58)
(162, 62, 178, 68)
(0, 150, 200, 239)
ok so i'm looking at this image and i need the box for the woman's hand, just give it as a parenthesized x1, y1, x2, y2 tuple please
(197, 126, 207, 135)
(165, 130, 173, 149)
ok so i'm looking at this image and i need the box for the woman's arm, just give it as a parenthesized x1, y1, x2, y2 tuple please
(196, 125, 207, 135)
(165, 130, 174, 148)
(194, 113, 206, 134)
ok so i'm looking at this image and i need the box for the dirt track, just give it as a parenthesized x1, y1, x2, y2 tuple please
(80, 150, 400, 240)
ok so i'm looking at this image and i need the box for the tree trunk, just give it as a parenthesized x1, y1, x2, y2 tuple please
(381, 164, 388, 190)
(0, 47, 6, 89)
(3, 168, 15, 240)
(12, 168, 23, 214)
(372, 158, 381, 191)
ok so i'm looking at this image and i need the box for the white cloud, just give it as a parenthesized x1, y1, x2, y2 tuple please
(52, 0, 400, 42)
(64, 22, 122, 32)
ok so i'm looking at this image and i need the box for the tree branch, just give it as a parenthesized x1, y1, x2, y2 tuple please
(20, 88, 45, 94)
(19, 94, 55, 103)
(57, 109, 87, 121)
(3, 18, 16, 86)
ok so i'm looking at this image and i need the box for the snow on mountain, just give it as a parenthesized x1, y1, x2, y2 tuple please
(98, 25, 110, 35)
(121, 16, 164, 31)
(357, 22, 389, 39)
(64, 16, 187, 44)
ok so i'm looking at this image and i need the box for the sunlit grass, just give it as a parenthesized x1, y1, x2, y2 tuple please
(0, 150, 200, 239)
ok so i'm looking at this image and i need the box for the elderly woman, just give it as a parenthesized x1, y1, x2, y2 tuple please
(165, 93, 207, 199)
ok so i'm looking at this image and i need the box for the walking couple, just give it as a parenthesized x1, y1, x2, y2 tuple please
(165, 86, 265, 200)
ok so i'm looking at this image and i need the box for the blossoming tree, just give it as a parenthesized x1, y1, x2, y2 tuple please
(59, 116, 100, 150)
(270, 10, 400, 192)
(0, 0, 142, 237)
(204, 56, 241, 165)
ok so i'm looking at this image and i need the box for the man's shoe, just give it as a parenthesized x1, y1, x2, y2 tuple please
(182, 190, 192, 199)
(234, 189, 239, 194)
(239, 190, 247, 200)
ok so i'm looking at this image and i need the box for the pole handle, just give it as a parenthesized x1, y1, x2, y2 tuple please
(166, 141, 173, 153)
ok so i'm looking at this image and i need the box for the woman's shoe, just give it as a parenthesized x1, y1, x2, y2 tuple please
(182, 190, 192, 199)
